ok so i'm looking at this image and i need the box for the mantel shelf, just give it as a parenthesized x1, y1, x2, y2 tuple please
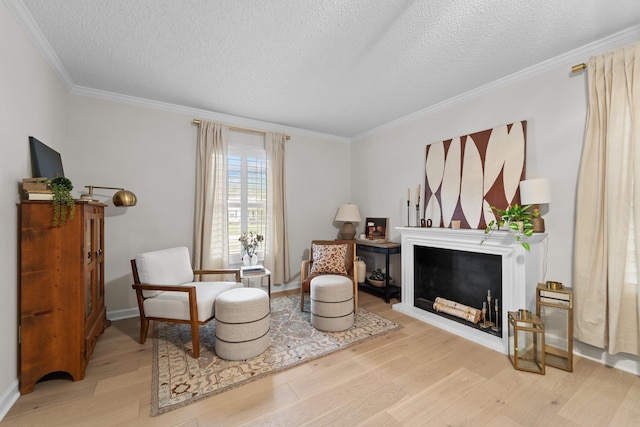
(395, 226, 547, 246)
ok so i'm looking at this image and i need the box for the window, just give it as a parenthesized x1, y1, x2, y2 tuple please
(227, 133, 266, 264)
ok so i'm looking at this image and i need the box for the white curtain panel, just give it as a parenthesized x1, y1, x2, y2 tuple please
(194, 121, 229, 270)
(574, 41, 640, 356)
(265, 132, 290, 284)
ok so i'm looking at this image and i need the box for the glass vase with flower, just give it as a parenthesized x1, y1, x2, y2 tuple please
(239, 231, 264, 266)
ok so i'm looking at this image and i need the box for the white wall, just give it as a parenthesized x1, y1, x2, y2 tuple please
(65, 95, 352, 313)
(350, 37, 640, 373)
(0, 1, 70, 417)
(351, 66, 587, 285)
(1, 0, 351, 414)
(3, 0, 639, 417)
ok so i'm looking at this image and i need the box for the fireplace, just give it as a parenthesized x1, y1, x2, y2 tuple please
(414, 245, 502, 337)
(394, 227, 546, 354)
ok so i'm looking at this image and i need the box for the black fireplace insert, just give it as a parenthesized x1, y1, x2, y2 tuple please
(414, 245, 502, 336)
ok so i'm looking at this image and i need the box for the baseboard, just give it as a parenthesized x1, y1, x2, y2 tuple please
(270, 281, 300, 294)
(106, 307, 139, 321)
(0, 379, 20, 422)
(574, 341, 640, 376)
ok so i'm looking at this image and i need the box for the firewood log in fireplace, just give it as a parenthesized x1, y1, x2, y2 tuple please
(433, 297, 481, 324)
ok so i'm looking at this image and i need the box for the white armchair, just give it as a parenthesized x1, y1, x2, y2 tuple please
(131, 246, 243, 358)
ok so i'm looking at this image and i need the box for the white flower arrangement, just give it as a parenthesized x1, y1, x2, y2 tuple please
(239, 231, 264, 256)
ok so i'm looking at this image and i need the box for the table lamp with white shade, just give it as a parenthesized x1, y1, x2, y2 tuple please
(519, 179, 551, 233)
(335, 203, 361, 240)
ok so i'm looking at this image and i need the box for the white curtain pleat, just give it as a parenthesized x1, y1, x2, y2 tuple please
(194, 121, 229, 270)
(265, 132, 290, 284)
(574, 41, 640, 355)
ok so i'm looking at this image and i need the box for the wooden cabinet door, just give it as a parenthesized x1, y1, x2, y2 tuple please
(83, 205, 105, 360)
(19, 201, 106, 394)
(19, 201, 84, 394)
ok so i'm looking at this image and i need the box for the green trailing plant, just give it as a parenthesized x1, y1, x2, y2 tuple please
(482, 204, 538, 251)
(49, 177, 75, 226)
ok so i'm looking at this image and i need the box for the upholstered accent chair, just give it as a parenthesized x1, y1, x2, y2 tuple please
(131, 246, 243, 358)
(300, 240, 358, 314)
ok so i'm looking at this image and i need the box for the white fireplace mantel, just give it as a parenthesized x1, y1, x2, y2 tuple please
(393, 226, 547, 354)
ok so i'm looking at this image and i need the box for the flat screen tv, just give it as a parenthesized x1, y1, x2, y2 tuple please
(29, 136, 65, 178)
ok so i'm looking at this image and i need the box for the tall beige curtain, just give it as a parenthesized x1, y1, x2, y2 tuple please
(265, 132, 290, 284)
(193, 121, 229, 270)
(574, 41, 640, 356)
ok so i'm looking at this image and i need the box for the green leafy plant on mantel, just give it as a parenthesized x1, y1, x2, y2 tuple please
(482, 204, 538, 251)
(48, 177, 75, 226)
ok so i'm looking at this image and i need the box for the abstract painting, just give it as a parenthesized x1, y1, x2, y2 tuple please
(423, 121, 526, 229)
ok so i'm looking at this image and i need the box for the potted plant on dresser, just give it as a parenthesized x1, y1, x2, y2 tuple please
(48, 176, 75, 226)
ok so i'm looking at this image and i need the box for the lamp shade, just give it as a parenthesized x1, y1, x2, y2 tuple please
(520, 179, 552, 205)
(81, 185, 137, 207)
(112, 189, 137, 207)
(335, 204, 361, 222)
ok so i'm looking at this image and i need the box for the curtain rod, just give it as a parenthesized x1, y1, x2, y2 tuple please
(571, 63, 587, 73)
(192, 119, 290, 140)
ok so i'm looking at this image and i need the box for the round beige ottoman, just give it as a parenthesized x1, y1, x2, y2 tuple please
(215, 287, 270, 361)
(310, 275, 354, 332)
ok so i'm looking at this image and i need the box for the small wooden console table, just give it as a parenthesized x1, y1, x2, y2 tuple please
(356, 241, 401, 303)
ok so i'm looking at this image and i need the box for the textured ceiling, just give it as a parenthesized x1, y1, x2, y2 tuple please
(15, 0, 640, 138)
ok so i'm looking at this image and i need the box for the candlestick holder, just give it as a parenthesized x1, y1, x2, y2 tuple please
(407, 200, 410, 226)
(415, 204, 420, 228)
(491, 305, 501, 332)
(492, 302, 501, 332)
(480, 300, 494, 329)
(486, 295, 494, 327)
(480, 303, 489, 328)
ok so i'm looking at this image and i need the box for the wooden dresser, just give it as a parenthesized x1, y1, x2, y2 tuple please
(19, 200, 106, 394)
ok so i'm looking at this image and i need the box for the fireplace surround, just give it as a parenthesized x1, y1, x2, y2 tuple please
(394, 227, 546, 354)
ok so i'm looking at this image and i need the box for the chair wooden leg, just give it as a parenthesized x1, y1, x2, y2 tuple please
(354, 282, 358, 315)
(139, 316, 149, 344)
(191, 321, 200, 358)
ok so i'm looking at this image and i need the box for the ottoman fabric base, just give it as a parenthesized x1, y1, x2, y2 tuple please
(310, 275, 353, 301)
(215, 313, 270, 342)
(215, 288, 270, 361)
(310, 275, 354, 332)
(311, 298, 354, 318)
(215, 328, 270, 361)
(311, 310, 354, 332)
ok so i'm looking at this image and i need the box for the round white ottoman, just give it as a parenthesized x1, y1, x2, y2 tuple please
(215, 287, 270, 361)
(310, 275, 354, 332)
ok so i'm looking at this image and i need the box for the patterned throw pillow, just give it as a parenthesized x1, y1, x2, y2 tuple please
(309, 244, 348, 275)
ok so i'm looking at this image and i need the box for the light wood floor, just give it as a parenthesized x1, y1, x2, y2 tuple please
(4, 291, 640, 426)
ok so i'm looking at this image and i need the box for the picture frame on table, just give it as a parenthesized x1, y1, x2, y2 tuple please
(363, 217, 389, 242)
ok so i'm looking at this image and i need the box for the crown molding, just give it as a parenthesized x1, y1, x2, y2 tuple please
(8, 0, 639, 144)
(5, 0, 348, 143)
(69, 86, 350, 143)
(352, 24, 640, 141)
(4, 0, 74, 90)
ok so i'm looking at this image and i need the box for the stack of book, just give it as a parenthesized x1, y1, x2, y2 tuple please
(241, 265, 266, 274)
(22, 178, 53, 200)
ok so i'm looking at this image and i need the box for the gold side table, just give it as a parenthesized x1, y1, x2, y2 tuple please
(536, 282, 573, 372)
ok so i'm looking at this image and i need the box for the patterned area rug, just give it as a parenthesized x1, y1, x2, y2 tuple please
(152, 294, 400, 415)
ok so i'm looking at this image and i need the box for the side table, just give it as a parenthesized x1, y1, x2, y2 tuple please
(240, 267, 271, 298)
(356, 241, 401, 303)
